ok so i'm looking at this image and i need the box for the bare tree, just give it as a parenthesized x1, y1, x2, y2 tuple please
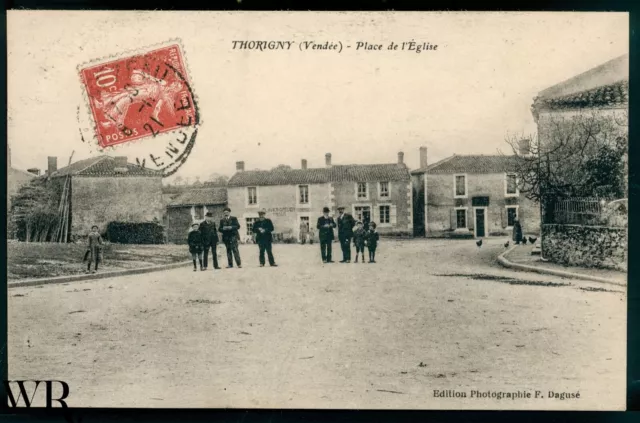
(271, 164, 292, 171)
(503, 110, 628, 203)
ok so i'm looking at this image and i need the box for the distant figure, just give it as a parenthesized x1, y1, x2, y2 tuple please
(308, 226, 315, 245)
(337, 206, 356, 263)
(512, 218, 523, 245)
(299, 220, 309, 245)
(199, 212, 220, 270)
(366, 222, 380, 263)
(219, 207, 242, 268)
(253, 209, 278, 267)
(84, 225, 103, 274)
(188, 222, 204, 271)
(352, 221, 367, 263)
(317, 207, 337, 263)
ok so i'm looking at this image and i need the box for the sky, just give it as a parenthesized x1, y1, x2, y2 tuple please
(7, 11, 628, 182)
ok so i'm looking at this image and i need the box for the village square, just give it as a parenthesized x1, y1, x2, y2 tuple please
(6, 53, 628, 409)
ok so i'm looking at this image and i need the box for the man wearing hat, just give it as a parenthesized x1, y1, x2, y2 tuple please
(218, 207, 242, 268)
(252, 208, 278, 267)
(199, 212, 221, 270)
(337, 206, 356, 263)
(316, 206, 336, 263)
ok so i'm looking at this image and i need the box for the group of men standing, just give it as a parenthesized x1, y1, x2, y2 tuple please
(190, 205, 374, 270)
(316, 206, 361, 263)
(192, 207, 277, 270)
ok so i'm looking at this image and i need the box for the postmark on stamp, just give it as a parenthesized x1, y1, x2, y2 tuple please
(78, 40, 199, 177)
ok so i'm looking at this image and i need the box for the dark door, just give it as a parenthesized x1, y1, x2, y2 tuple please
(475, 208, 485, 238)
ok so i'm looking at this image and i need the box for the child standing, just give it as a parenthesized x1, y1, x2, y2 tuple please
(85, 225, 103, 273)
(188, 222, 204, 271)
(352, 221, 367, 263)
(366, 222, 379, 263)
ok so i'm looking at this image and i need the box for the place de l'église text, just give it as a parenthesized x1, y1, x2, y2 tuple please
(231, 40, 439, 54)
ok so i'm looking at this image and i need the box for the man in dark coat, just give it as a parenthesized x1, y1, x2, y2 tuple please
(317, 206, 336, 263)
(219, 207, 242, 268)
(337, 206, 355, 263)
(252, 209, 278, 267)
(199, 212, 221, 270)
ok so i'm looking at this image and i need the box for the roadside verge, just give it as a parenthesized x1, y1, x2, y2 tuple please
(8, 261, 192, 289)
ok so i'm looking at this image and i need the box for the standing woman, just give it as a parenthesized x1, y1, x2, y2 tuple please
(512, 218, 523, 245)
(85, 225, 103, 274)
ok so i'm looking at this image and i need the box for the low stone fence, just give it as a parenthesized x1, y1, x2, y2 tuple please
(541, 224, 627, 271)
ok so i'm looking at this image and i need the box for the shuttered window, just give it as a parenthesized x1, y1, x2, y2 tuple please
(379, 205, 390, 224)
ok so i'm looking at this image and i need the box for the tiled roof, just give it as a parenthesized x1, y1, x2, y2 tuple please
(227, 163, 411, 187)
(51, 156, 161, 178)
(167, 187, 228, 207)
(415, 154, 520, 175)
(537, 54, 628, 100)
(534, 80, 628, 111)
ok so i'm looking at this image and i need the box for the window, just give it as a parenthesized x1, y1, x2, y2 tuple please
(379, 182, 390, 198)
(454, 174, 467, 197)
(506, 173, 518, 196)
(247, 187, 258, 205)
(357, 182, 368, 199)
(246, 217, 258, 236)
(298, 185, 309, 204)
(507, 206, 518, 227)
(456, 209, 467, 229)
(379, 205, 390, 224)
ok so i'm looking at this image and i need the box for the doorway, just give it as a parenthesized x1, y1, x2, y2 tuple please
(474, 207, 487, 238)
(354, 206, 371, 229)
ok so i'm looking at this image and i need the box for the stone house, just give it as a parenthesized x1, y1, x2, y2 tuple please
(48, 155, 164, 239)
(226, 153, 413, 241)
(412, 153, 540, 238)
(531, 54, 628, 197)
(530, 54, 628, 270)
(166, 187, 228, 244)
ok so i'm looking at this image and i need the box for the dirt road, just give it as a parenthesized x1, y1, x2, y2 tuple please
(8, 239, 626, 409)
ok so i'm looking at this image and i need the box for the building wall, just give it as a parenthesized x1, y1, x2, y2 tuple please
(70, 176, 164, 237)
(426, 172, 540, 237)
(536, 107, 628, 146)
(332, 180, 412, 235)
(166, 204, 227, 244)
(227, 183, 332, 241)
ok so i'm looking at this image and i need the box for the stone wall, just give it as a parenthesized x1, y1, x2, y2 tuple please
(542, 224, 627, 271)
(70, 176, 164, 237)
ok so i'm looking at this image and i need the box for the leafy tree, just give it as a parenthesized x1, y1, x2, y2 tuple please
(271, 164, 292, 171)
(204, 173, 229, 187)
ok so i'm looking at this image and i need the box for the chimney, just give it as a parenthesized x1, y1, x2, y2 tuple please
(27, 168, 40, 176)
(325, 153, 332, 167)
(236, 161, 245, 172)
(113, 156, 129, 173)
(518, 138, 531, 156)
(419, 146, 428, 169)
(47, 156, 57, 176)
(397, 151, 405, 164)
(301, 159, 307, 169)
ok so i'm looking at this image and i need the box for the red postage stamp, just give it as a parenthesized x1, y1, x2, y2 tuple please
(79, 43, 196, 148)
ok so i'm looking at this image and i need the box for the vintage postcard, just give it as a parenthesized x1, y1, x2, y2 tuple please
(6, 11, 628, 410)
